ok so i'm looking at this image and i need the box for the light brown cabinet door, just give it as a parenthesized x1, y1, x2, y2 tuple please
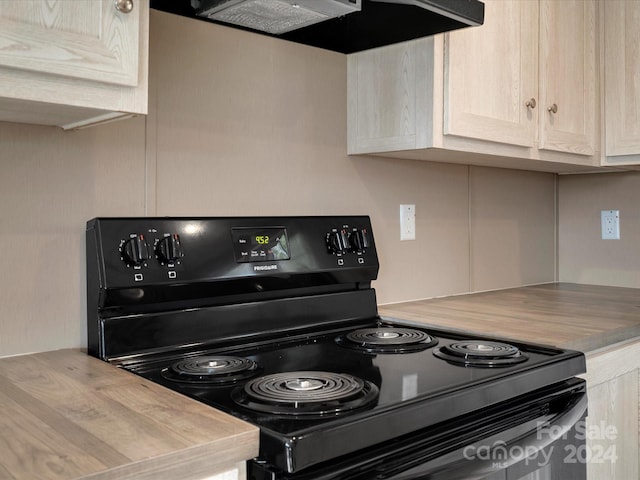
(586, 370, 639, 480)
(538, 0, 596, 156)
(583, 339, 640, 480)
(445, 0, 538, 147)
(0, 0, 140, 87)
(603, 0, 640, 160)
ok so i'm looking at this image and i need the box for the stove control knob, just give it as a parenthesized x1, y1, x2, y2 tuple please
(156, 234, 184, 263)
(350, 228, 370, 252)
(122, 234, 150, 266)
(326, 228, 351, 254)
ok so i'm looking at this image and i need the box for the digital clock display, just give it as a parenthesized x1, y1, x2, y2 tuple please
(231, 227, 290, 263)
(255, 235, 270, 245)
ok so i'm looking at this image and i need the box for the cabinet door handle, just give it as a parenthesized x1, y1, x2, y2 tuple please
(525, 98, 537, 109)
(115, 0, 134, 14)
(547, 103, 558, 114)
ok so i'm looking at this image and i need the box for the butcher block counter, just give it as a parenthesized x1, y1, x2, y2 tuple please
(0, 349, 258, 480)
(379, 283, 640, 352)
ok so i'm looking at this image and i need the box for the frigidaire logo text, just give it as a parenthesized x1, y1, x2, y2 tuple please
(254, 265, 278, 271)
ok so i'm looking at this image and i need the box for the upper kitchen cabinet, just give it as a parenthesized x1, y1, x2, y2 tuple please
(348, 0, 600, 173)
(0, 0, 148, 130)
(602, 0, 640, 166)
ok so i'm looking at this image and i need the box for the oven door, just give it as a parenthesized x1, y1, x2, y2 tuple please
(248, 379, 587, 480)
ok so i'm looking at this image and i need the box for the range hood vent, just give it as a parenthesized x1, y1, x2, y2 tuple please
(151, 0, 485, 53)
(193, 0, 361, 35)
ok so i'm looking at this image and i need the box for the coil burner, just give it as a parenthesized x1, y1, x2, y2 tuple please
(336, 327, 438, 353)
(232, 371, 379, 416)
(161, 355, 260, 385)
(433, 341, 528, 367)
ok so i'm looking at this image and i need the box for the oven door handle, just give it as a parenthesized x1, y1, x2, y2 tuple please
(372, 392, 587, 480)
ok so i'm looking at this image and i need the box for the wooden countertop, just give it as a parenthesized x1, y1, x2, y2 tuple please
(378, 283, 640, 352)
(0, 349, 259, 480)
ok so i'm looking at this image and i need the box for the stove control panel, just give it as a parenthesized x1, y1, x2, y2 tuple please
(87, 216, 379, 291)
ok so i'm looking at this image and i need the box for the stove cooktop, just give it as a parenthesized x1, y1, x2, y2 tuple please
(121, 317, 585, 472)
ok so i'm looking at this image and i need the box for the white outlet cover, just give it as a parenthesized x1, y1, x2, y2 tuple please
(400, 204, 416, 241)
(601, 210, 620, 240)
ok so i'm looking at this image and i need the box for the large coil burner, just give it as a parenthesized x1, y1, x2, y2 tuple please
(433, 341, 528, 367)
(336, 327, 438, 353)
(232, 371, 379, 416)
(161, 355, 260, 384)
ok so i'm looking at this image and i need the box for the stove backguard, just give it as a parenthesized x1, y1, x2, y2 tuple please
(86, 216, 379, 360)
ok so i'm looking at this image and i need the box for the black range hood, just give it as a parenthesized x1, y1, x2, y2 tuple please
(150, 0, 485, 54)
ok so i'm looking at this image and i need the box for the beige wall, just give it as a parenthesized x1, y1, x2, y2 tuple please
(0, 119, 147, 356)
(0, 10, 556, 357)
(470, 168, 557, 291)
(559, 171, 640, 286)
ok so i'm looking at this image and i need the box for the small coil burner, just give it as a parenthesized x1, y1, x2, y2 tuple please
(433, 341, 528, 367)
(161, 355, 259, 384)
(336, 327, 438, 353)
(232, 371, 379, 416)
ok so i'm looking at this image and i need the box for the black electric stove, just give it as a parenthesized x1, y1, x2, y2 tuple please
(87, 216, 587, 480)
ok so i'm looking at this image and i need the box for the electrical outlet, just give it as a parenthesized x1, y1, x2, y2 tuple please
(400, 204, 416, 241)
(601, 210, 620, 240)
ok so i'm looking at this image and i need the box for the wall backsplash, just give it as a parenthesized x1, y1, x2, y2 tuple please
(559, 171, 640, 287)
(0, 119, 147, 356)
(0, 10, 556, 357)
